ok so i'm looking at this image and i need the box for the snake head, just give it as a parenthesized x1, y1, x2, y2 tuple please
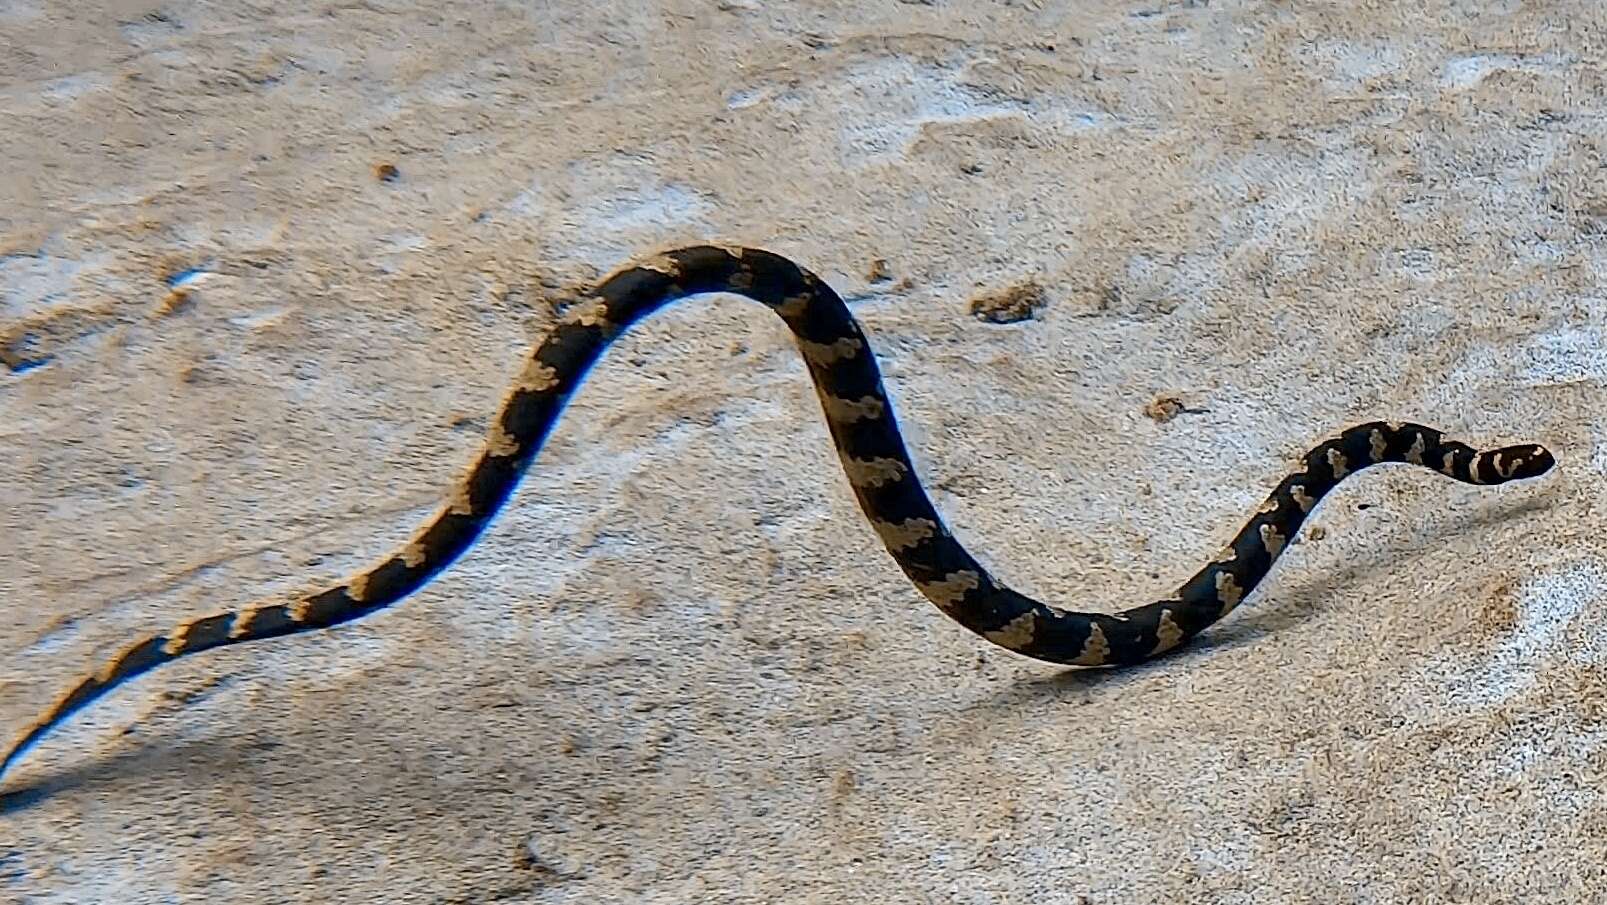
(1495, 443, 1556, 481)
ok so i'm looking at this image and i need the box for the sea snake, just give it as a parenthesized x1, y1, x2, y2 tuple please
(0, 244, 1556, 781)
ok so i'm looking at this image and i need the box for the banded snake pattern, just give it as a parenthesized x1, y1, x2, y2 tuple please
(0, 244, 1556, 781)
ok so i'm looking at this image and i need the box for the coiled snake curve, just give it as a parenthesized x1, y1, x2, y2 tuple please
(0, 244, 1556, 781)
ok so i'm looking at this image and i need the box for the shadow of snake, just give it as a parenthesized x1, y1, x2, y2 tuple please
(966, 486, 1559, 722)
(0, 245, 1558, 786)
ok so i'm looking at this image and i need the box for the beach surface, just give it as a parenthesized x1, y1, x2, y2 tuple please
(2, 1, 1604, 901)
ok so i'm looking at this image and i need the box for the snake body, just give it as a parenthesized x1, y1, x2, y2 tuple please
(0, 244, 1555, 781)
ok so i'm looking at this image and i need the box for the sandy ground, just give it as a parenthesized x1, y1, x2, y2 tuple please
(3, 0, 1606, 902)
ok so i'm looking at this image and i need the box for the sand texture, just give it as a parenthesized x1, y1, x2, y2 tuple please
(3, 1, 1606, 902)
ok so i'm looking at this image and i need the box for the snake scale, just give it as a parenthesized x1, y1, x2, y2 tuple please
(0, 244, 1556, 781)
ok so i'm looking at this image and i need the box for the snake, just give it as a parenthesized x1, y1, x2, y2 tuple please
(0, 244, 1556, 782)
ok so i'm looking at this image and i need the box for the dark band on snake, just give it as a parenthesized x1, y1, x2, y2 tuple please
(0, 244, 1556, 780)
